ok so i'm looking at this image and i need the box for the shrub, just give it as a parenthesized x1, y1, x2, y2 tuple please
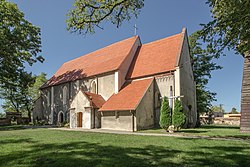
(172, 99, 186, 130)
(159, 97, 171, 130)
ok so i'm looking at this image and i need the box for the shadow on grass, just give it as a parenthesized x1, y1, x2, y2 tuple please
(0, 125, 25, 131)
(0, 125, 58, 131)
(0, 138, 249, 167)
(178, 130, 208, 133)
(200, 125, 240, 130)
(0, 138, 36, 145)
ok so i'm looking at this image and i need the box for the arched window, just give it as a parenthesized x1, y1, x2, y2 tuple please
(63, 86, 68, 105)
(47, 91, 50, 107)
(90, 81, 97, 94)
(58, 111, 64, 124)
(155, 91, 161, 108)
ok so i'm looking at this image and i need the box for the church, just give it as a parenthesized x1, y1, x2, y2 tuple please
(33, 28, 197, 131)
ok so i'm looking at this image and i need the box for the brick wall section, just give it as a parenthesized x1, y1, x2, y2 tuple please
(240, 55, 250, 132)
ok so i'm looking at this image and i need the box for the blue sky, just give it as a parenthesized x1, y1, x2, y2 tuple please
(1, 0, 243, 112)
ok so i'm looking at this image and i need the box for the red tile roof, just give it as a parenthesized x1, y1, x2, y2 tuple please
(99, 78, 153, 111)
(41, 36, 139, 88)
(126, 33, 183, 79)
(83, 91, 106, 109)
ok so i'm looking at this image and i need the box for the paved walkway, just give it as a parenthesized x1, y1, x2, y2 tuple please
(51, 127, 249, 141)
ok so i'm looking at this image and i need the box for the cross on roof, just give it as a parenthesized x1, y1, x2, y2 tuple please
(134, 24, 138, 36)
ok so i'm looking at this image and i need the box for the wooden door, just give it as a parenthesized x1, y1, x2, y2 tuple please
(77, 112, 82, 127)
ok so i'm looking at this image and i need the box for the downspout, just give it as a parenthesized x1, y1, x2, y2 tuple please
(96, 76, 98, 94)
(131, 110, 135, 132)
(89, 96, 95, 129)
(132, 111, 134, 132)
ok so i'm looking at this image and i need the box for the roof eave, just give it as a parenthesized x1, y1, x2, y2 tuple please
(175, 27, 187, 67)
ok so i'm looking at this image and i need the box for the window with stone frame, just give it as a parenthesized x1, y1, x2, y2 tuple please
(91, 81, 97, 94)
(47, 91, 50, 107)
(63, 86, 68, 105)
(155, 91, 161, 108)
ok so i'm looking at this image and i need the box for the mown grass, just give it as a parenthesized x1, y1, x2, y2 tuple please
(0, 126, 250, 167)
(141, 125, 250, 139)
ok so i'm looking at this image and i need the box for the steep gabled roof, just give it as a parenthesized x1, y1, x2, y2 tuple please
(41, 36, 139, 88)
(99, 78, 153, 111)
(126, 32, 184, 79)
(84, 92, 106, 109)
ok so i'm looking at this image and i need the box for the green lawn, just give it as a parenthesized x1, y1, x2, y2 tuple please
(0, 126, 250, 167)
(142, 125, 250, 139)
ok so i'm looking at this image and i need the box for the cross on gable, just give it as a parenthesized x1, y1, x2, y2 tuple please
(134, 24, 138, 36)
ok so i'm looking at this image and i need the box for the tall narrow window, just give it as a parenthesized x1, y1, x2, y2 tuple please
(91, 81, 97, 94)
(63, 86, 68, 105)
(47, 91, 50, 107)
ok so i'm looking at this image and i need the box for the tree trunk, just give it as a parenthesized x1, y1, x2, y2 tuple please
(240, 54, 250, 132)
(28, 110, 31, 122)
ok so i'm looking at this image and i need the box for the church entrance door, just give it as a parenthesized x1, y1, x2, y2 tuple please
(77, 112, 82, 127)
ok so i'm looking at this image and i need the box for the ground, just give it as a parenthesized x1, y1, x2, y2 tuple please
(0, 125, 250, 167)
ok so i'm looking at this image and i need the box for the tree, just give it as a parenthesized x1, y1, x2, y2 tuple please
(159, 97, 171, 130)
(172, 99, 186, 130)
(189, 31, 222, 126)
(211, 105, 225, 113)
(1, 73, 47, 122)
(1, 71, 35, 116)
(28, 73, 47, 101)
(201, 0, 250, 131)
(201, 0, 250, 55)
(67, 0, 144, 34)
(230, 107, 239, 114)
(0, 0, 43, 87)
(0, 112, 5, 118)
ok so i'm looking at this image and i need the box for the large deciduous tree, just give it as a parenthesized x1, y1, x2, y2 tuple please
(1, 73, 47, 122)
(67, 0, 144, 34)
(201, 0, 250, 55)
(189, 31, 222, 126)
(201, 0, 250, 131)
(0, 0, 43, 87)
(0, 0, 44, 121)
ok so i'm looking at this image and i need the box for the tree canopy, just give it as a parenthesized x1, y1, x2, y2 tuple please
(189, 31, 222, 116)
(201, 0, 250, 56)
(230, 107, 239, 114)
(67, 0, 144, 34)
(211, 105, 225, 113)
(0, 0, 44, 121)
(1, 73, 47, 121)
(0, 0, 43, 87)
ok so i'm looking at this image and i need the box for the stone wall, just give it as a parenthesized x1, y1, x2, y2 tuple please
(200, 116, 240, 126)
(136, 80, 154, 130)
(178, 31, 197, 127)
(39, 73, 115, 125)
(101, 111, 133, 131)
(32, 96, 44, 122)
(70, 90, 91, 129)
(97, 73, 115, 100)
(214, 117, 240, 126)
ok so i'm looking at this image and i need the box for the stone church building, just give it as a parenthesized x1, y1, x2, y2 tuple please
(33, 28, 197, 131)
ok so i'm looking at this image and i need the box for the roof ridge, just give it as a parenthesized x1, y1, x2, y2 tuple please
(142, 33, 182, 46)
(117, 36, 140, 70)
(63, 36, 139, 65)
